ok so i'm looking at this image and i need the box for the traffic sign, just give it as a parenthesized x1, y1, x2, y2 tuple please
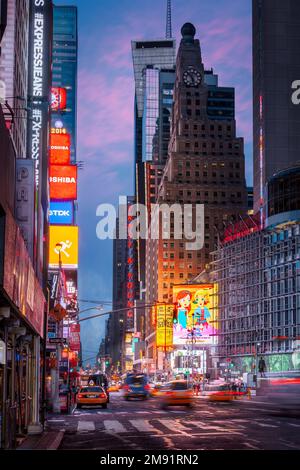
(49, 338, 66, 344)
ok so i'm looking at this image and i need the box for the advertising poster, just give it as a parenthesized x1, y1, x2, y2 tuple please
(49, 225, 79, 268)
(156, 304, 173, 350)
(49, 133, 71, 165)
(173, 284, 218, 345)
(51, 87, 67, 111)
(49, 164, 77, 200)
(49, 201, 74, 225)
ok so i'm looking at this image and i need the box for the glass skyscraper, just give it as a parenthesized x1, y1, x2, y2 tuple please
(52, 5, 78, 163)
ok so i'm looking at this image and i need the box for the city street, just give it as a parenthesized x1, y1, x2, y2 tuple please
(46, 392, 300, 451)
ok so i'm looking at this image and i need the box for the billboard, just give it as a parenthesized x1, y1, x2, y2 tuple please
(49, 133, 71, 165)
(70, 323, 80, 351)
(49, 164, 77, 200)
(49, 201, 73, 225)
(173, 284, 218, 345)
(51, 87, 67, 111)
(155, 304, 174, 351)
(49, 225, 78, 268)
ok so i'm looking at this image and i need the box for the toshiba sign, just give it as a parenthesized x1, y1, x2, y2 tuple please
(49, 165, 77, 200)
(49, 133, 71, 165)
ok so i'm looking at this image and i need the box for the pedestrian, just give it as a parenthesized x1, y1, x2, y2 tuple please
(258, 357, 266, 378)
(196, 380, 200, 396)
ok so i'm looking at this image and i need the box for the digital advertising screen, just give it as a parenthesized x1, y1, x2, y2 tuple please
(173, 284, 218, 345)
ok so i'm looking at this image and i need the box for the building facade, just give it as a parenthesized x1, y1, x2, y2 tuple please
(0, 0, 30, 158)
(252, 0, 300, 213)
(212, 167, 300, 380)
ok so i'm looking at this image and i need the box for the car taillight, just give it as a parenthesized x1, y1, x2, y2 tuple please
(144, 384, 150, 390)
(166, 391, 173, 396)
(123, 385, 129, 391)
(78, 394, 83, 398)
(100, 393, 106, 398)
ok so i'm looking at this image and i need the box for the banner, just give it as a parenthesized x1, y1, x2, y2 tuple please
(156, 304, 173, 350)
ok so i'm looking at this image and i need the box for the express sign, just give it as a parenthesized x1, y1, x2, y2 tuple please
(49, 165, 77, 200)
(49, 201, 74, 225)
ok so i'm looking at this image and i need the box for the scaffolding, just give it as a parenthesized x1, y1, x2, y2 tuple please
(211, 217, 300, 373)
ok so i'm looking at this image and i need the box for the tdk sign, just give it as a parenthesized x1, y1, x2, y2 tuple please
(49, 202, 73, 225)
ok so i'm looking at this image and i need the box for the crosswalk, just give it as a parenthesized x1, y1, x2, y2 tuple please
(71, 417, 254, 436)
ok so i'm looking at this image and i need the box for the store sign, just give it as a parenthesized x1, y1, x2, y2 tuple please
(65, 270, 78, 312)
(15, 160, 35, 259)
(173, 284, 218, 346)
(49, 133, 71, 165)
(49, 201, 73, 225)
(49, 165, 77, 200)
(156, 304, 173, 350)
(49, 225, 78, 268)
(51, 87, 67, 111)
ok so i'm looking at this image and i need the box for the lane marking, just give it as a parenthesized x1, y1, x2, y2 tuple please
(244, 442, 260, 449)
(103, 420, 127, 433)
(158, 419, 191, 435)
(77, 420, 95, 432)
(129, 419, 160, 433)
(254, 422, 278, 428)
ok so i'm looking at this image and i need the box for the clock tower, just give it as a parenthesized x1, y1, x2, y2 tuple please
(146, 23, 248, 307)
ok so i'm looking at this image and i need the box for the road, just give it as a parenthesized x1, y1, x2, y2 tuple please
(46, 392, 300, 451)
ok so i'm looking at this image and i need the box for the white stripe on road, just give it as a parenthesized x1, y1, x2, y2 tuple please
(77, 420, 95, 432)
(244, 442, 260, 449)
(158, 419, 191, 434)
(103, 420, 127, 433)
(255, 422, 278, 428)
(129, 419, 157, 432)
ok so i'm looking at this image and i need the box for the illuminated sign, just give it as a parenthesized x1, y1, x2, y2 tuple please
(49, 133, 71, 165)
(51, 87, 67, 111)
(156, 304, 174, 350)
(49, 225, 79, 268)
(49, 165, 77, 200)
(173, 284, 218, 346)
(50, 127, 67, 135)
(49, 201, 73, 225)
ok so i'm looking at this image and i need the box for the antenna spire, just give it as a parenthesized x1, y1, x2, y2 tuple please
(166, 0, 172, 39)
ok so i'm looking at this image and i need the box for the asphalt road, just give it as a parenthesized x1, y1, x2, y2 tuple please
(46, 392, 300, 451)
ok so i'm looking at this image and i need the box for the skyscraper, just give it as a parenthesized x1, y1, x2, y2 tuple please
(252, 0, 300, 213)
(51, 5, 78, 163)
(145, 24, 248, 366)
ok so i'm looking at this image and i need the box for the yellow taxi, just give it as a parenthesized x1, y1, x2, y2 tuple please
(208, 385, 235, 402)
(76, 386, 108, 409)
(159, 380, 194, 408)
(107, 383, 119, 392)
(150, 384, 165, 398)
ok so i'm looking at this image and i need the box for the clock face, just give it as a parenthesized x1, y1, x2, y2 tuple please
(183, 67, 202, 87)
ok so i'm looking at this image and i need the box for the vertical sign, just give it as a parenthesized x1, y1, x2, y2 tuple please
(27, 0, 52, 273)
(156, 304, 173, 350)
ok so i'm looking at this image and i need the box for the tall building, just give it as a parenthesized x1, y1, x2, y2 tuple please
(0, 0, 29, 157)
(145, 23, 248, 369)
(132, 38, 176, 295)
(51, 5, 78, 163)
(253, 0, 300, 214)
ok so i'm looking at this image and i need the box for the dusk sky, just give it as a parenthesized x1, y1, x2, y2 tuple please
(55, 0, 253, 365)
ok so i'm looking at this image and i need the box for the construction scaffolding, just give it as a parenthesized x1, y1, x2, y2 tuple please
(211, 216, 300, 374)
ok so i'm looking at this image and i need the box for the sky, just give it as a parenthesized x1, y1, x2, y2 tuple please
(55, 0, 253, 365)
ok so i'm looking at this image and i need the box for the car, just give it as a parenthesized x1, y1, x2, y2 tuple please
(107, 382, 119, 392)
(159, 380, 194, 409)
(208, 385, 235, 402)
(123, 373, 150, 400)
(76, 386, 108, 409)
(261, 377, 300, 411)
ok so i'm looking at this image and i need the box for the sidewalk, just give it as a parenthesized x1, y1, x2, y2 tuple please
(17, 429, 65, 450)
